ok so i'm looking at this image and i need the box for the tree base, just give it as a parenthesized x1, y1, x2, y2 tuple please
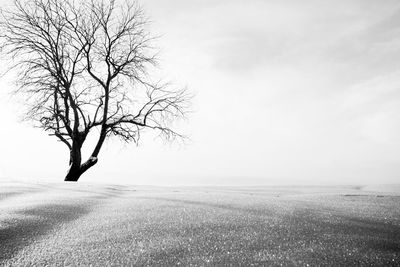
(64, 168, 82, 182)
(64, 178, 79, 182)
(64, 157, 98, 182)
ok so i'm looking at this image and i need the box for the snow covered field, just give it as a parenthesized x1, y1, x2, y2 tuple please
(1, 181, 399, 266)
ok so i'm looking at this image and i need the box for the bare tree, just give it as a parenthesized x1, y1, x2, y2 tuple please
(0, 0, 190, 181)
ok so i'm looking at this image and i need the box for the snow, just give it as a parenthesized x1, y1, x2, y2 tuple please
(0, 183, 399, 265)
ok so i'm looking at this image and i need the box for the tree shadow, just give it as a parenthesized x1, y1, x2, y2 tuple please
(0, 203, 92, 262)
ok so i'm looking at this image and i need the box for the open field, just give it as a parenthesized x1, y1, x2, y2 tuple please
(0, 181, 399, 266)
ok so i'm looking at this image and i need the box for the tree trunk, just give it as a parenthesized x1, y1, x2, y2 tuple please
(64, 149, 99, 182)
(64, 137, 85, 182)
(64, 158, 98, 182)
(64, 132, 101, 182)
(64, 165, 83, 182)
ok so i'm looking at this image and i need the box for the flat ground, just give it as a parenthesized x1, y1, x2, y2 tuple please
(0, 182, 399, 266)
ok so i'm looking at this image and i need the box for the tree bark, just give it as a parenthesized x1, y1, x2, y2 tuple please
(64, 131, 101, 182)
(65, 144, 83, 182)
(64, 156, 98, 182)
(64, 132, 89, 182)
(64, 165, 83, 182)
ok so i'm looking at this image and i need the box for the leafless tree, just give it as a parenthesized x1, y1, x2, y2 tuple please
(0, 0, 190, 181)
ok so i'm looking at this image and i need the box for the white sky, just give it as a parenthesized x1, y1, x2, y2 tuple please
(1, 0, 400, 185)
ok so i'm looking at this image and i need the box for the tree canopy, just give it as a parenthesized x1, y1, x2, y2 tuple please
(0, 0, 190, 181)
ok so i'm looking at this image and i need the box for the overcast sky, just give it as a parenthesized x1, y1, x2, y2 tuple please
(1, 0, 400, 185)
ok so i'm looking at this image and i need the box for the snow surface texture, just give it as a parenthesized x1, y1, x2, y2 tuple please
(0, 182, 399, 266)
